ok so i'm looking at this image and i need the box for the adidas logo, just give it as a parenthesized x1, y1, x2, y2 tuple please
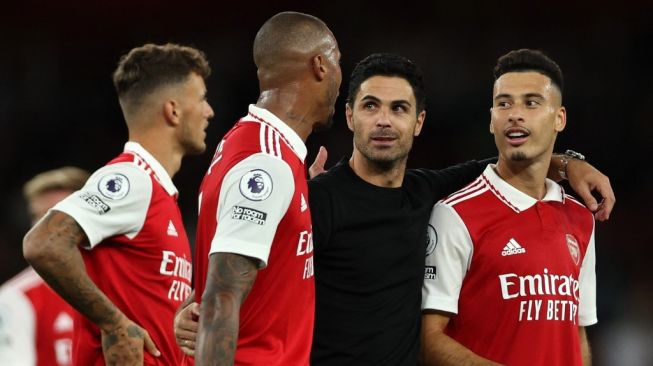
(300, 193, 308, 212)
(167, 220, 178, 237)
(501, 238, 526, 256)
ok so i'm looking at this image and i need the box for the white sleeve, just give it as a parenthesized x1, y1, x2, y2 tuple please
(0, 287, 36, 365)
(210, 153, 294, 268)
(52, 162, 152, 248)
(578, 222, 597, 326)
(421, 203, 473, 313)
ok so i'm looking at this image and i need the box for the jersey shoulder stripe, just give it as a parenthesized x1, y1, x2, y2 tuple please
(442, 176, 487, 206)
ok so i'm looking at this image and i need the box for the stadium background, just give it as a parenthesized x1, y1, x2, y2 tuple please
(1, 1, 651, 364)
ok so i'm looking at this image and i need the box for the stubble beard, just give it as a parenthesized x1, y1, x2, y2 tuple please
(355, 136, 411, 172)
(509, 150, 528, 161)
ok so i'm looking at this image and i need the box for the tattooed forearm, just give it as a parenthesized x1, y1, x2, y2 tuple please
(195, 253, 258, 366)
(23, 211, 124, 331)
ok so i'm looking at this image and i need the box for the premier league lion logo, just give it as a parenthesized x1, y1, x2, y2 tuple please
(239, 169, 273, 201)
(106, 177, 123, 193)
(98, 173, 130, 200)
(247, 173, 265, 194)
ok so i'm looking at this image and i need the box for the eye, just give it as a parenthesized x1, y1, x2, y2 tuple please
(496, 101, 511, 108)
(392, 104, 408, 113)
(363, 102, 376, 110)
(526, 100, 540, 107)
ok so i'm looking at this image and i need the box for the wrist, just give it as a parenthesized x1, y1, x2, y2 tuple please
(558, 149, 586, 180)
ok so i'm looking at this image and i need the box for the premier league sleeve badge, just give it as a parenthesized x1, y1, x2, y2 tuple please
(239, 169, 273, 201)
(98, 173, 130, 200)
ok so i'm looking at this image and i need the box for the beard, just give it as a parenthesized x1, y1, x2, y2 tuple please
(354, 134, 412, 172)
(180, 124, 207, 156)
(509, 150, 528, 161)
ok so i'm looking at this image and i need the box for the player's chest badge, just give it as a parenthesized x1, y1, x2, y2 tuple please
(565, 234, 580, 266)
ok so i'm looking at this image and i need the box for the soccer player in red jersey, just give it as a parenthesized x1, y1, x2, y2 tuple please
(0, 167, 88, 365)
(23, 43, 213, 365)
(186, 11, 341, 366)
(421, 49, 597, 365)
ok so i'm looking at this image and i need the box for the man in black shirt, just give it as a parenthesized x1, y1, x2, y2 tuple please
(308, 53, 613, 365)
(173, 53, 614, 365)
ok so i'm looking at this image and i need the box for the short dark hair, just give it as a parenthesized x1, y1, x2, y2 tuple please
(493, 49, 564, 96)
(347, 53, 426, 113)
(113, 43, 211, 107)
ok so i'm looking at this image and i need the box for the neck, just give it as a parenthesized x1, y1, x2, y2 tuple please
(129, 130, 183, 178)
(348, 149, 407, 188)
(256, 86, 315, 142)
(494, 154, 552, 200)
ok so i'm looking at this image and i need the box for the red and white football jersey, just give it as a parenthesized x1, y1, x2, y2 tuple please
(53, 142, 192, 366)
(0, 267, 75, 366)
(193, 105, 314, 366)
(422, 164, 596, 366)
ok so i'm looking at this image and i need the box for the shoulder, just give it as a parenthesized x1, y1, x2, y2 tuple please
(564, 194, 595, 227)
(0, 268, 42, 294)
(439, 175, 488, 207)
(310, 161, 348, 186)
(85, 162, 153, 202)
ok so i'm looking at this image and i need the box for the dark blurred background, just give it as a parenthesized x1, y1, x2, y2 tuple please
(1, 1, 651, 364)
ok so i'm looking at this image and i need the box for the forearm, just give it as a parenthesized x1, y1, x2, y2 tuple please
(422, 331, 500, 366)
(195, 253, 258, 366)
(23, 212, 125, 332)
(421, 312, 502, 366)
(579, 327, 592, 366)
(548, 153, 568, 182)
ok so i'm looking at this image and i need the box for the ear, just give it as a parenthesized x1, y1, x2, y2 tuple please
(163, 99, 180, 126)
(345, 103, 354, 132)
(312, 54, 327, 82)
(554, 106, 566, 132)
(413, 110, 426, 137)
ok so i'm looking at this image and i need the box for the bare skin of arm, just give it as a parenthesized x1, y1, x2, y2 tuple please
(175, 289, 199, 356)
(579, 327, 592, 366)
(195, 253, 258, 366)
(23, 211, 159, 365)
(421, 311, 504, 366)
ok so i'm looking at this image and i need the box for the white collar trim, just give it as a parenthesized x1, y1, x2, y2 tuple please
(124, 142, 178, 196)
(245, 104, 307, 162)
(483, 164, 564, 212)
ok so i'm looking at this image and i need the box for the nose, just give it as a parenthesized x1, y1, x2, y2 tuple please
(206, 102, 215, 119)
(375, 107, 392, 128)
(508, 106, 525, 124)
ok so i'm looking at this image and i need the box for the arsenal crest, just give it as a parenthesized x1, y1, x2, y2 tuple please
(566, 234, 580, 265)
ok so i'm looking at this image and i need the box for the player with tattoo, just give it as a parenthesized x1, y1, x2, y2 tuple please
(23, 43, 214, 365)
(187, 11, 341, 366)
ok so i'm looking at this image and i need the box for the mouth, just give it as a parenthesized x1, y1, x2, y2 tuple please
(504, 127, 530, 146)
(370, 134, 398, 147)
